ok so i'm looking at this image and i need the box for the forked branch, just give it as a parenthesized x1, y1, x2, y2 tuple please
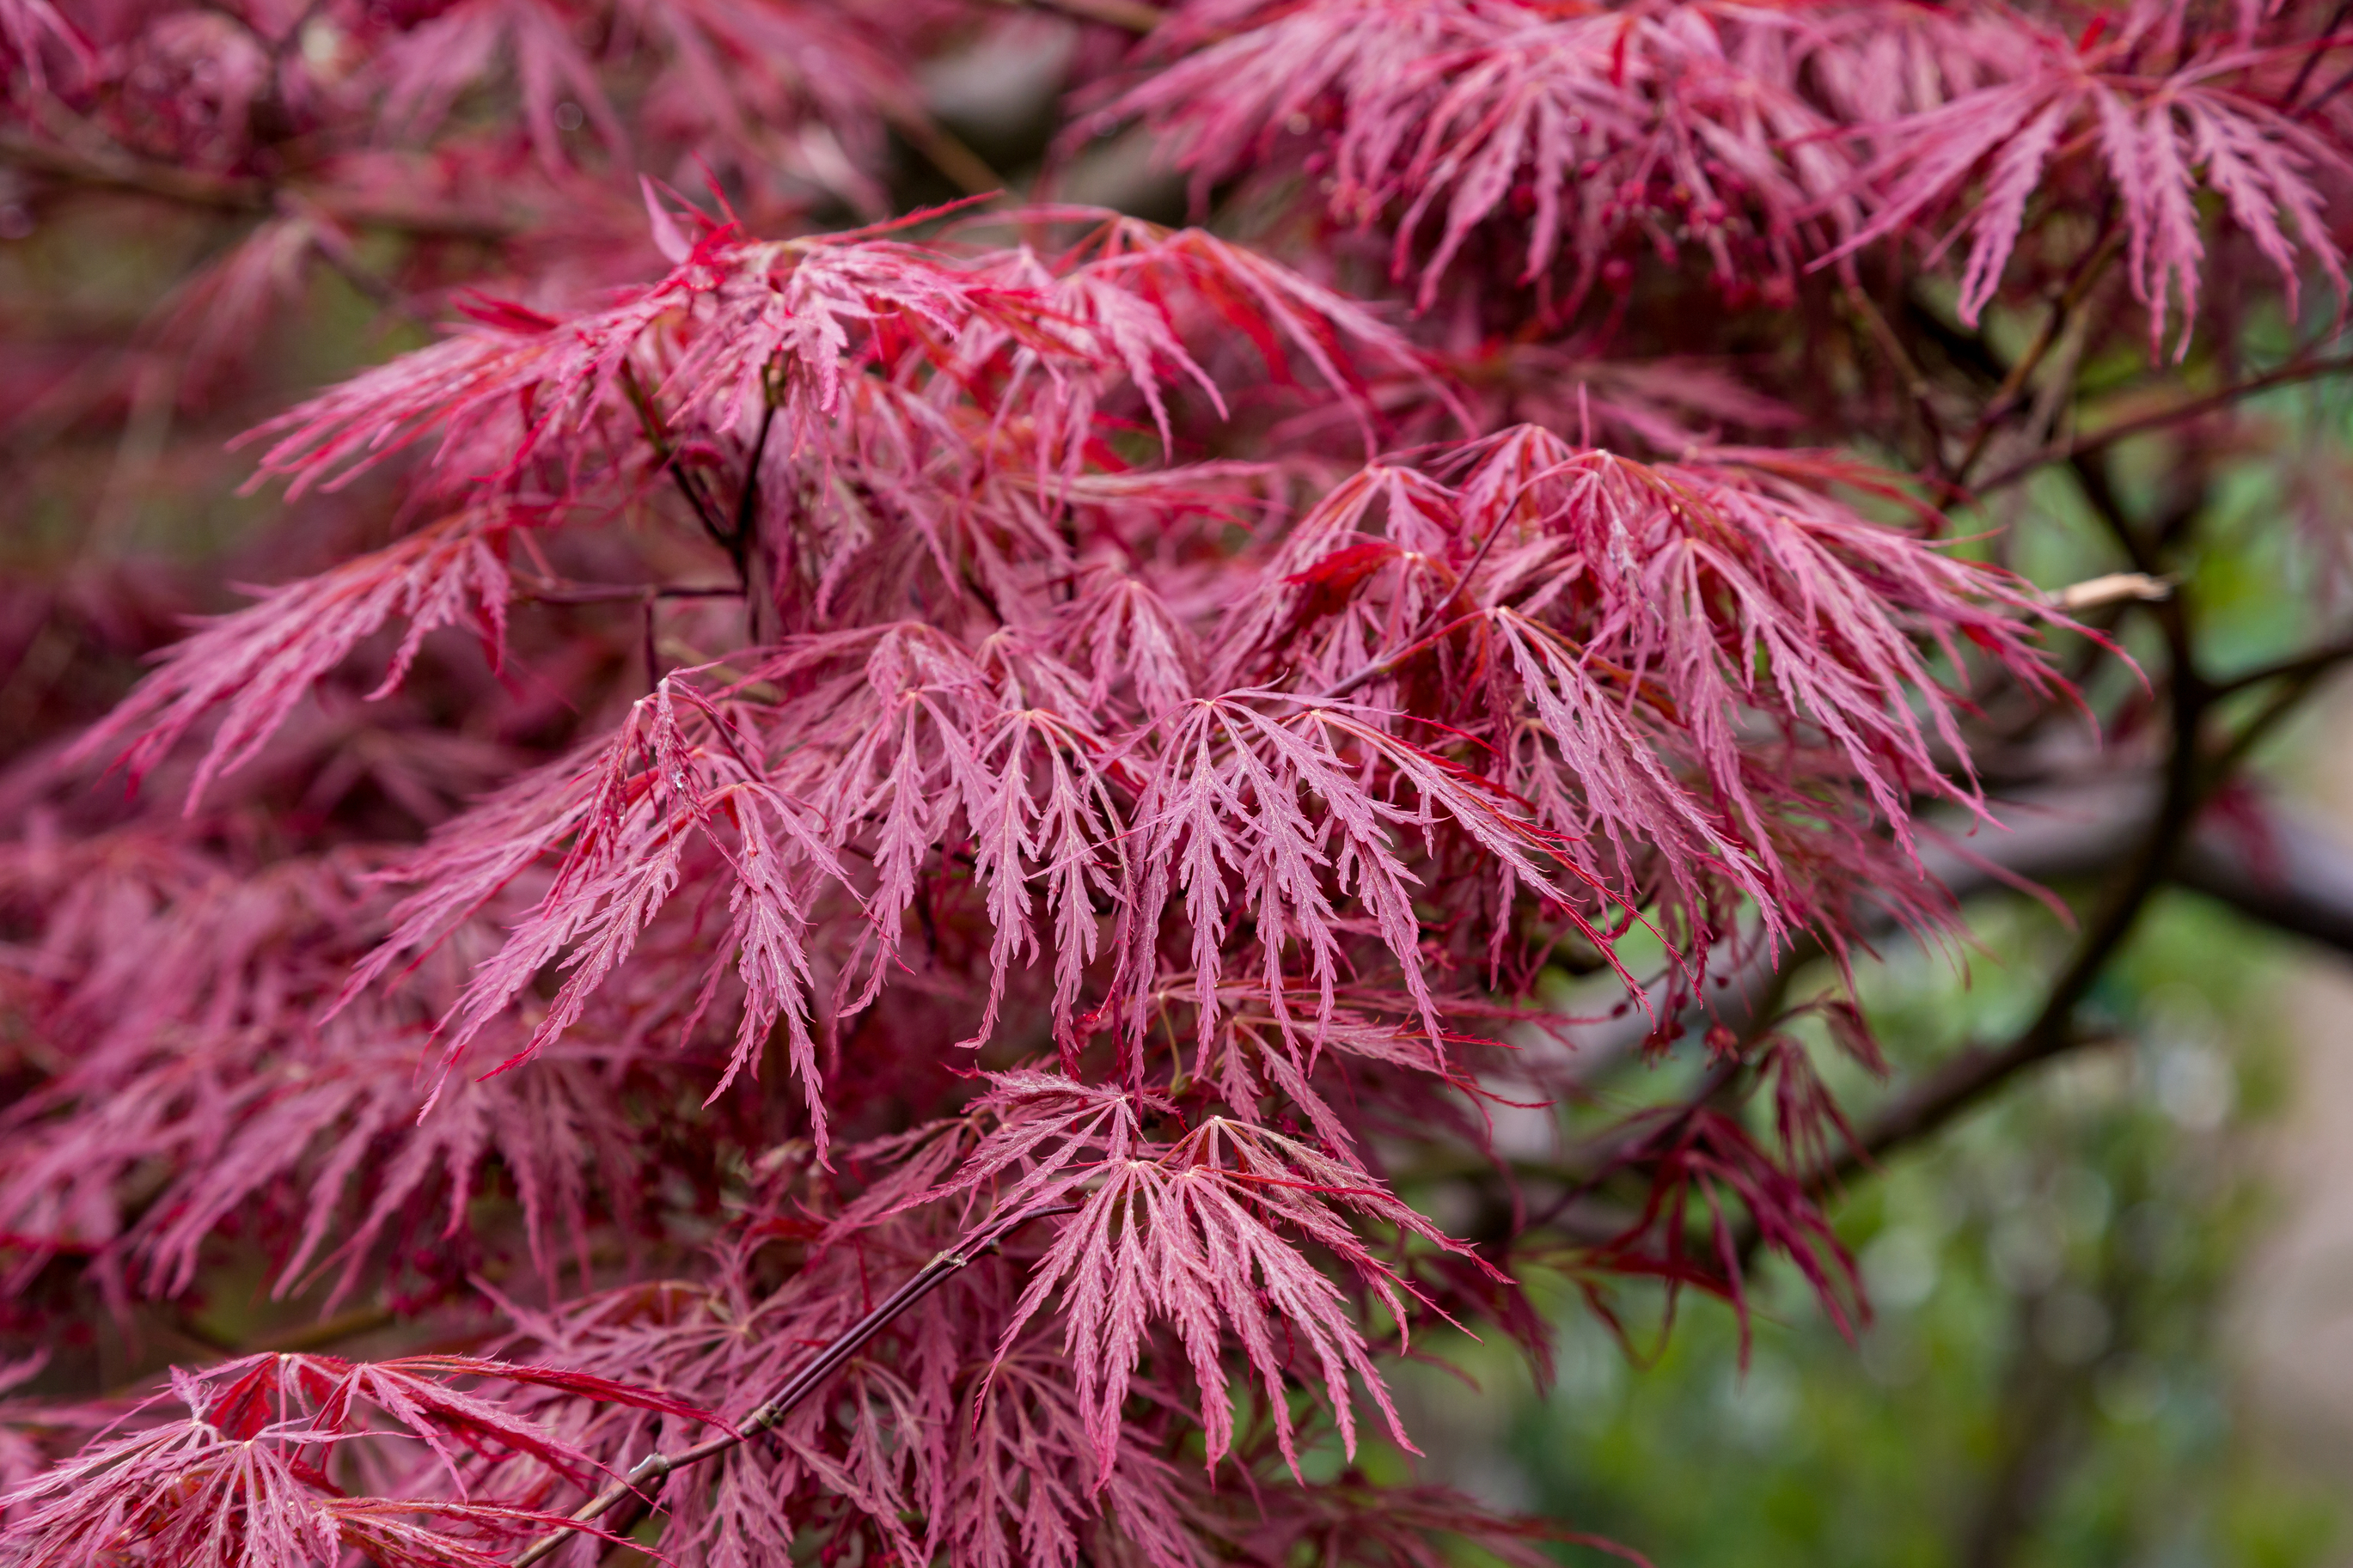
(1976, 353, 2353, 496)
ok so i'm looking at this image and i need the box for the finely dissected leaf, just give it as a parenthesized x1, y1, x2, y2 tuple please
(949, 1351, 1203, 1568)
(363, 676, 852, 1138)
(1114, 692, 1610, 1062)
(1119, 0, 1863, 307)
(1213, 426, 2055, 971)
(981, 1099, 1491, 1483)
(70, 512, 518, 809)
(1831, 13, 2353, 349)
(0, 1354, 691, 1568)
(245, 208, 1417, 507)
(1580, 1101, 1864, 1361)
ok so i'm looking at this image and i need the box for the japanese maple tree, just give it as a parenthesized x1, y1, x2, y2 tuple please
(4, 0, 2353, 1564)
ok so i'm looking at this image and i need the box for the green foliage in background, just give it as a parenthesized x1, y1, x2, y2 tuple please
(1394, 897, 2340, 1568)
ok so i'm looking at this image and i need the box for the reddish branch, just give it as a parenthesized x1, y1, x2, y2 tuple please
(511, 1204, 1079, 1568)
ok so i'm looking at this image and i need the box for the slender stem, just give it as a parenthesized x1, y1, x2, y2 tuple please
(1974, 353, 2353, 497)
(2211, 633, 2353, 697)
(1948, 229, 2121, 490)
(996, 0, 1164, 30)
(2205, 662, 2338, 783)
(515, 579, 744, 606)
(881, 105, 1005, 197)
(2284, 0, 2353, 108)
(1843, 279, 1952, 485)
(2297, 57, 2353, 121)
(509, 1203, 1077, 1568)
(1311, 611, 1488, 705)
(728, 400, 780, 605)
(0, 130, 515, 240)
(1304, 474, 1576, 706)
(250, 1303, 402, 1356)
(619, 366, 736, 561)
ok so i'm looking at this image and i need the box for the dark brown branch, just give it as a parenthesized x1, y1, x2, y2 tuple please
(509, 1203, 1077, 1568)
(1439, 768, 2353, 1270)
(1543, 450, 2328, 1242)
(2205, 663, 2339, 784)
(1816, 454, 2207, 1183)
(1824, 1028, 2125, 1190)
(2175, 809, 2353, 956)
(1481, 772, 2353, 1258)
(1948, 227, 2121, 490)
(1975, 352, 2353, 496)
(2211, 632, 2353, 697)
(993, 0, 1165, 30)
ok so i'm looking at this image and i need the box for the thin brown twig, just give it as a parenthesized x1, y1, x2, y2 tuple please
(1948, 228, 2123, 489)
(997, 0, 1165, 30)
(515, 579, 746, 606)
(882, 106, 1006, 197)
(0, 131, 516, 240)
(1973, 352, 2353, 496)
(1843, 279, 1952, 485)
(509, 1202, 1079, 1568)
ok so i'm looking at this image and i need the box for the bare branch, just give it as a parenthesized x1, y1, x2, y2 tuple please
(0, 131, 517, 241)
(1810, 453, 2208, 1183)
(1977, 353, 2353, 496)
(992, 0, 1164, 31)
(1948, 226, 2122, 488)
(2212, 633, 2353, 696)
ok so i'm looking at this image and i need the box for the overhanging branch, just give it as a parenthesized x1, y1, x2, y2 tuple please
(1487, 778, 2353, 1252)
(1976, 352, 2353, 496)
(0, 131, 518, 240)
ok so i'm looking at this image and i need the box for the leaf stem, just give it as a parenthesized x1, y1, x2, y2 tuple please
(1948, 227, 2122, 490)
(508, 1203, 1077, 1568)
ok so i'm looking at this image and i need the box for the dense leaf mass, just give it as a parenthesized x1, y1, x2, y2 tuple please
(2, 0, 2346, 1564)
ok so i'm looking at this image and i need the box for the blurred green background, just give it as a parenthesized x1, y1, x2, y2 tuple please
(1388, 889, 2348, 1568)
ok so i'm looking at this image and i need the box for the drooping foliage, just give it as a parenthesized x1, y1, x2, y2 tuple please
(2, 0, 2347, 1565)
